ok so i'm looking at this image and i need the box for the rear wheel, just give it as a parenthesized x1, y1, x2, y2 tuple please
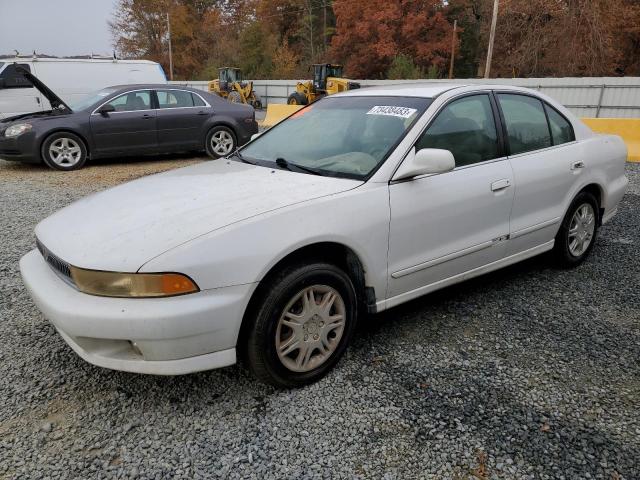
(205, 126, 237, 159)
(245, 262, 358, 388)
(41, 132, 87, 171)
(287, 93, 308, 105)
(553, 191, 599, 267)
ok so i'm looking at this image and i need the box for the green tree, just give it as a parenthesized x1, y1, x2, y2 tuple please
(387, 54, 426, 79)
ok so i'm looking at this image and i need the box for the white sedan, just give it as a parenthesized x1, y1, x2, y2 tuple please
(20, 84, 628, 387)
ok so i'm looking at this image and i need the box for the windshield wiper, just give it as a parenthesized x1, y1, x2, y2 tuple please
(275, 157, 324, 176)
(232, 149, 255, 165)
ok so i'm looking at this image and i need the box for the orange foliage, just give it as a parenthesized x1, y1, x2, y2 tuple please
(330, 0, 455, 78)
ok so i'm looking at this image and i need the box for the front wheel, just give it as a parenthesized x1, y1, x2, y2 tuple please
(245, 262, 358, 388)
(287, 92, 308, 105)
(228, 91, 242, 104)
(553, 191, 600, 267)
(205, 126, 237, 159)
(41, 132, 87, 171)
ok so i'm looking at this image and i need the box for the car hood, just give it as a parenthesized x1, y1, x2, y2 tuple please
(35, 160, 361, 272)
(16, 65, 73, 114)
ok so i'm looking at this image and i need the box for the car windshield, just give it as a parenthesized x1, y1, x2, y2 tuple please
(69, 88, 117, 111)
(241, 96, 431, 179)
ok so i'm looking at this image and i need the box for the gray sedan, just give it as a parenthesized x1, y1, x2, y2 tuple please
(0, 69, 258, 170)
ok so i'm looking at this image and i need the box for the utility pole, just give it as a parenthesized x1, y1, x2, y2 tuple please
(308, 0, 314, 60)
(449, 19, 457, 79)
(484, 0, 499, 78)
(166, 12, 174, 81)
(323, 0, 327, 51)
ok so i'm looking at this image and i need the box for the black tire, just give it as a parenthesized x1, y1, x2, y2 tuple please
(287, 92, 308, 105)
(553, 191, 600, 267)
(205, 125, 237, 159)
(41, 132, 88, 171)
(245, 262, 358, 388)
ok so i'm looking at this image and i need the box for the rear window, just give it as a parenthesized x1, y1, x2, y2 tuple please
(157, 90, 194, 108)
(544, 104, 575, 145)
(192, 93, 206, 107)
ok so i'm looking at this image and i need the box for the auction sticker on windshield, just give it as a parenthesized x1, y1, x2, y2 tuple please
(366, 106, 417, 118)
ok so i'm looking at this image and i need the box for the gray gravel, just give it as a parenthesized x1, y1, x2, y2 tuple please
(0, 157, 639, 480)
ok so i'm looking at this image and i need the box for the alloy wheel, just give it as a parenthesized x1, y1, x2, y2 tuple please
(49, 137, 82, 167)
(275, 285, 346, 373)
(211, 130, 234, 156)
(568, 203, 596, 257)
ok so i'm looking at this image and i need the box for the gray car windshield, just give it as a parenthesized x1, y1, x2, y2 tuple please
(241, 96, 431, 180)
(69, 88, 117, 111)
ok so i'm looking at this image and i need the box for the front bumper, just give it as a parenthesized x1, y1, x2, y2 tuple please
(20, 249, 256, 375)
(0, 131, 39, 163)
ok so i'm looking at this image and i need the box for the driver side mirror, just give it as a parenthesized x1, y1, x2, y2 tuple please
(98, 104, 115, 116)
(393, 148, 455, 181)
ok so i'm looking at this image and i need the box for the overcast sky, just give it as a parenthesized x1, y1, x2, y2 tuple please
(0, 0, 118, 57)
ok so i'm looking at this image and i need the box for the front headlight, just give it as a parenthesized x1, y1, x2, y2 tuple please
(5, 123, 32, 138)
(69, 266, 199, 298)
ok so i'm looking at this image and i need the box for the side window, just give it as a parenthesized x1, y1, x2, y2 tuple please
(191, 93, 206, 107)
(544, 104, 575, 145)
(106, 91, 151, 112)
(416, 94, 499, 167)
(157, 90, 195, 108)
(0, 63, 32, 89)
(497, 94, 552, 155)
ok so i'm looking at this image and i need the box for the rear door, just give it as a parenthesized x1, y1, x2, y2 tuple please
(387, 93, 514, 302)
(495, 93, 581, 255)
(90, 89, 157, 156)
(155, 89, 210, 151)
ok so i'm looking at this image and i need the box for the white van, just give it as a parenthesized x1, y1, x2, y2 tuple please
(0, 58, 167, 119)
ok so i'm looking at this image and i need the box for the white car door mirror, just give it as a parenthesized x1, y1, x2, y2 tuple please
(393, 148, 455, 181)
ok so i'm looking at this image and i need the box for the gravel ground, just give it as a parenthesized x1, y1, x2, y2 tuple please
(0, 157, 639, 480)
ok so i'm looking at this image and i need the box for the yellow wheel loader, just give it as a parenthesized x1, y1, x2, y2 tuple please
(208, 67, 262, 109)
(287, 64, 360, 105)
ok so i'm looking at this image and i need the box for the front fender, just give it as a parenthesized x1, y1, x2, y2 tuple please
(139, 183, 390, 299)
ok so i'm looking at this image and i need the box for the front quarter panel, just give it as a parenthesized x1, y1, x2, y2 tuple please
(139, 182, 390, 301)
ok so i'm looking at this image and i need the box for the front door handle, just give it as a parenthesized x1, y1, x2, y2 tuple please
(491, 179, 511, 192)
(571, 160, 585, 170)
(196, 111, 208, 116)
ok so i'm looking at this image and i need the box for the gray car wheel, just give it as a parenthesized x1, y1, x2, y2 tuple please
(41, 132, 88, 171)
(245, 261, 358, 388)
(205, 126, 237, 159)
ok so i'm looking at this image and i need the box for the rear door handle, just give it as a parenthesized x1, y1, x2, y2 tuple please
(142, 114, 153, 119)
(571, 160, 585, 170)
(196, 111, 208, 116)
(491, 179, 511, 192)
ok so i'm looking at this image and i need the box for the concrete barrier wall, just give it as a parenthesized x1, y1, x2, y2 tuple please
(170, 77, 640, 118)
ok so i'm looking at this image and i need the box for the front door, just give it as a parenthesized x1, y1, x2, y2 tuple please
(387, 93, 514, 304)
(90, 90, 157, 156)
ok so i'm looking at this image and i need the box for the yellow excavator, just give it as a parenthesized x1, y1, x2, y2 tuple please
(208, 67, 262, 109)
(287, 64, 360, 105)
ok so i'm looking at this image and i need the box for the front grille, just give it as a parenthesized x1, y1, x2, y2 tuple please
(36, 238, 72, 280)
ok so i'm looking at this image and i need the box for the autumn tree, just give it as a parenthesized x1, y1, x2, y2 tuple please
(110, 0, 222, 79)
(330, 0, 456, 79)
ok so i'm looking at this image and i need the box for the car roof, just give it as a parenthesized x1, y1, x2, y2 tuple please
(103, 84, 201, 91)
(336, 82, 540, 98)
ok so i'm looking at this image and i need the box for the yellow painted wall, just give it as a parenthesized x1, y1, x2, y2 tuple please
(581, 118, 640, 162)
